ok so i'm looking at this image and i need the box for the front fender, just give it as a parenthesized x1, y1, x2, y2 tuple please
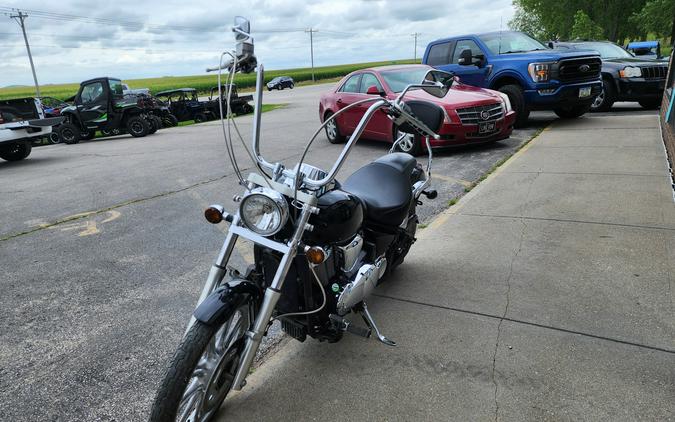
(193, 279, 261, 326)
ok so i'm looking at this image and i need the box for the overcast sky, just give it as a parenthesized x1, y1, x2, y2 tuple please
(0, 0, 514, 87)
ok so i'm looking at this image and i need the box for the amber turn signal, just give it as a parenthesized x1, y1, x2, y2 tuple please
(305, 246, 327, 265)
(204, 205, 225, 224)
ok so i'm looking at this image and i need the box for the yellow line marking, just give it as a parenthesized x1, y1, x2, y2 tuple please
(44, 210, 122, 237)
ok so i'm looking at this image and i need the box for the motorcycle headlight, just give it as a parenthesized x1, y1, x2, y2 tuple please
(619, 66, 642, 78)
(239, 188, 289, 236)
(497, 92, 512, 112)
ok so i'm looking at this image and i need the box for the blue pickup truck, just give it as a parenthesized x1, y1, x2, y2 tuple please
(422, 31, 603, 127)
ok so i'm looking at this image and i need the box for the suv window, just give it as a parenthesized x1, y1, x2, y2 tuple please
(359, 73, 383, 93)
(427, 41, 452, 66)
(109, 79, 123, 97)
(81, 82, 104, 104)
(451, 40, 483, 64)
(340, 74, 361, 93)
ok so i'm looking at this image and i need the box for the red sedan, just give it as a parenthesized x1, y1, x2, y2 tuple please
(319, 64, 516, 155)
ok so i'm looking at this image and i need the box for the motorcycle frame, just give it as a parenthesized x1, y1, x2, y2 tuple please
(187, 62, 443, 392)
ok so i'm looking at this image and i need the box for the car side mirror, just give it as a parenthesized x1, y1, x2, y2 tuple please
(366, 85, 386, 96)
(547, 41, 554, 49)
(458, 49, 473, 66)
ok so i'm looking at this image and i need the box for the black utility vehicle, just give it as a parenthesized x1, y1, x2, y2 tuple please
(206, 84, 254, 116)
(58, 77, 158, 144)
(553, 41, 669, 111)
(155, 88, 215, 123)
(266, 76, 294, 90)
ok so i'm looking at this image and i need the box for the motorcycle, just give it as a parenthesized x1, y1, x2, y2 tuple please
(150, 16, 452, 422)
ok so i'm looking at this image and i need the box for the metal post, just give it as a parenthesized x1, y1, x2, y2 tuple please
(10, 11, 40, 97)
(306, 28, 317, 82)
(412, 32, 421, 63)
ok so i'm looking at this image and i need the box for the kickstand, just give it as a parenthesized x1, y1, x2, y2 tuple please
(357, 302, 396, 347)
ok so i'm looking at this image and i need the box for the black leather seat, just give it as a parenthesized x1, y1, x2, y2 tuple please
(342, 153, 416, 227)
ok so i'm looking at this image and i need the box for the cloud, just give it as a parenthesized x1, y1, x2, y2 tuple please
(0, 0, 514, 87)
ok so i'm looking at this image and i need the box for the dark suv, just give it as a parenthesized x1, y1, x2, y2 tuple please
(267, 76, 294, 91)
(553, 41, 668, 111)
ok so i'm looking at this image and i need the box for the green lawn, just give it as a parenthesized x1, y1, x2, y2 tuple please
(1, 59, 416, 101)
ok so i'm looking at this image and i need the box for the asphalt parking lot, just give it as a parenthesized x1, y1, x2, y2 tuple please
(0, 83, 655, 421)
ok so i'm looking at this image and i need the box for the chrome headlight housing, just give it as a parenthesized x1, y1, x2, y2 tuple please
(497, 92, 512, 112)
(619, 66, 642, 78)
(239, 188, 289, 236)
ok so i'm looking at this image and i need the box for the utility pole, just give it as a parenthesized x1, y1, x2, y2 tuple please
(305, 28, 318, 82)
(10, 10, 40, 97)
(411, 32, 421, 63)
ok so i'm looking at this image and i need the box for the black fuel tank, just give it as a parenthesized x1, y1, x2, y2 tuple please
(307, 189, 363, 244)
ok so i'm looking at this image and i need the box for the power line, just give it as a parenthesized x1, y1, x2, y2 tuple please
(411, 32, 421, 63)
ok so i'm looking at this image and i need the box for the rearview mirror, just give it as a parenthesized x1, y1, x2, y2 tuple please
(420, 69, 453, 97)
(233, 16, 251, 41)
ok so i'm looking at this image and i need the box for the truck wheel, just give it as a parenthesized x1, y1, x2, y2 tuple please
(638, 99, 661, 110)
(0, 142, 32, 161)
(126, 116, 150, 137)
(591, 79, 615, 112)
(498, 84, 529, 128)
(194, 113, 207, 123)
(49, 132, 61, 144)
(554, 104, 591, 119)
(59, 123, 81, 144)
(163, 114, 178, 127)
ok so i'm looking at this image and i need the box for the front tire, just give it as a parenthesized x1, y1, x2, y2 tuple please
(591, 78, 615, 112)
(150, 304, 251, 422)
(58, 122, 81, 144)
(324, 112, 346, 144)
(126, 116, 149, 137)
(393, 127, 422, 156)
(498, 84, 529, 128)
(554, 104, 591, 119)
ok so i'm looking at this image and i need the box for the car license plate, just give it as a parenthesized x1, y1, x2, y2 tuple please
(478, 121, 496, 134)
(579, 87, 592, 98)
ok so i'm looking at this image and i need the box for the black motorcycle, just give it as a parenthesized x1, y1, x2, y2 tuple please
(150, 16, 452, 422)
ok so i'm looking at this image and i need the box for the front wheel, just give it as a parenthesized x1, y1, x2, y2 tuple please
(324, 112, 345, 144)
(0, 142, 31, 161)
(126, 116, 149, 137)
(498, 84, 529, 128)
(58, 122, 81, 144)
(149, 304, 251, 422)
(554, 104, 591, 119)
(591, 79, 615, 112)
(393, 128, 422, 156)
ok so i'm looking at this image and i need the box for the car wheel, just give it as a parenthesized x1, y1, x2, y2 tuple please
(290, 83, 294, 89)
(194, 113, 207, 123)
(393, 127, 422, 156)
(591, 79, 615, 112)
(324, 112, 346, 144)
(498, 84, 529, 128)
(0, 142, 31, 161)
(126, 115, 150, 137)
(554, 104, 591, 119)
(58, 122, 81, 144)
(638, 99, 661, 110)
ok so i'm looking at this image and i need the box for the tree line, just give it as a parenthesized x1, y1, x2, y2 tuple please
(509, 0, 675, 44)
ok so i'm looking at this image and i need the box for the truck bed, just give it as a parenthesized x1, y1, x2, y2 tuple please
(0, 97, 41, 122)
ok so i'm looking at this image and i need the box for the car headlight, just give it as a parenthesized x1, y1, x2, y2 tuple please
(619, 66, 642, 78)
(497, 92, 512, 112)
(527, 62, 553, 82)
(239, 188, 289, 236)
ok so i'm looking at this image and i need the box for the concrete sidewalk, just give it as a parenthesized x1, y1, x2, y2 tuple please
(219, 114, 675, 421)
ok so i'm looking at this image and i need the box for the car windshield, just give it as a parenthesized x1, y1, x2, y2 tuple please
(270, 77, 281, 83)
(479, 32, 547, 54)
(379, 68, 429, 93)
(574, 42, 632, 59)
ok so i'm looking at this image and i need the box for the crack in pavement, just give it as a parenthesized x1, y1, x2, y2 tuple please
(491, 172, 536, 422)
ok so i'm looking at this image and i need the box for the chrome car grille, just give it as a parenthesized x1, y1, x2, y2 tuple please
(640, 65, 668, 79)
(456, 103, 503, 125)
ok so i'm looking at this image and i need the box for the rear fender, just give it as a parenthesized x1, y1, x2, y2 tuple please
(193, 279, 261, 326)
